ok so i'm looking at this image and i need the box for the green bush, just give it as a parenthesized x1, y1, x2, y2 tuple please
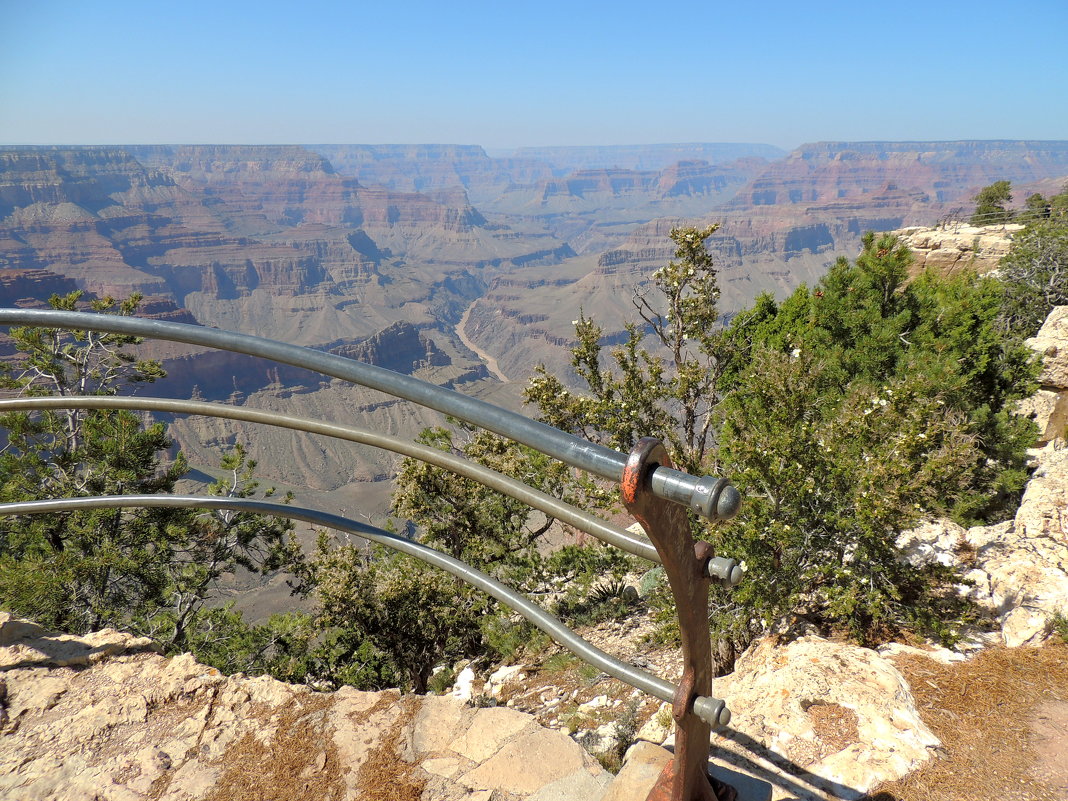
(527, 228, 1039, 665)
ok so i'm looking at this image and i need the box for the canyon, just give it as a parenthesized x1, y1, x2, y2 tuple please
(2, 140, 1068, 523)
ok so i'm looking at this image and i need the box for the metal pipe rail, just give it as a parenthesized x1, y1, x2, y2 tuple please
(0, 309, 741, 521)
(0, 494, 731, 729)
(0, 395, 661, 565)
(0, 395, 742, 586)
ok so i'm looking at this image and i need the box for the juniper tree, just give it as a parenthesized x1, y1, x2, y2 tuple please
(997, 217, 1068, 336)
(525, 228, 1037, 662)
(971, 180, 1015, 225)
(0, 292, 293, 655)
(525, 225, 724, 475)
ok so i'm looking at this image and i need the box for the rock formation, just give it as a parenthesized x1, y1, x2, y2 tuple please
(0, 613, 612, 801)
(0, 144, 570, 496)
(308, 144, 554, 202)
(731, 140, 1068, 209)
(901, 306, 1068, 647)
(897, 222, 1023, 276)
(0, 612, 956, 801)
(710, 637, 940, 800)
(1018, 306, 1068, 444)
(3, 140, 1067, 549)
(510, 144, 787, 175)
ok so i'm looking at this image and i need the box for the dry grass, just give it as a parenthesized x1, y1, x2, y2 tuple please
(867, 642, 1068, 801)
(201, 695, 346, 801)
(806, 701, 860, 760)
(353, 695, 426, 801)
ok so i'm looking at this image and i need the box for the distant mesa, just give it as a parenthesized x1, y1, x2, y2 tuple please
(507, 142, 788, 174)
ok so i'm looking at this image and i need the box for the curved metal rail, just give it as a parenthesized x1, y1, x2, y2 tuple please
(0, 494, 731, 728)
(0, 395, 660, 564)
(0, 309, 740, 521)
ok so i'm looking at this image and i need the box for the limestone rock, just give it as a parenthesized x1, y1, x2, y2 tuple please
(1015, 389, 1068, 444)
(897, 223, 1023, 277)
(1036, 306, 1068, 340)
(485, 664, 525, 698)
(898, 437, 1068, 647)
(1017, 305, 1068, 444)
(712, 636, 940, 799)
(0, 614, 609, 801)
(450, 665, 476, 701)
(1001, 606, 1054, 647)
(634, 701, 673, 745)
(1027, 306, 1068, 390)
(599, 741, 671, 801)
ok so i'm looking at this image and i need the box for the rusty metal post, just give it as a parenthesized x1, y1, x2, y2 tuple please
(622, 438, 736, 801)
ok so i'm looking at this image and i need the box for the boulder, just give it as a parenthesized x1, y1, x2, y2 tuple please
(485, 664, 525, 698)
(1000, 606, 1054, 648)
(634, 701, 673, 745)
(1015, 389, 1068, 444)
(710, 636, 940, 799)
(450, 665, 476, 701)
(598, 742, 671, 801)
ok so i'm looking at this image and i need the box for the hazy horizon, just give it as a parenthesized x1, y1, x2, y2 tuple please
(2, 1, 1066, 150)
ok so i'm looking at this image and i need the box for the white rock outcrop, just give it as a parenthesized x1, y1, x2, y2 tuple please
(1027, 307, 1068, 389)
(900, 305, 1068, 646)
(1019, 306, 1068, 444)
(709, 636, 939, 800)
(896, 222, 1022, 276)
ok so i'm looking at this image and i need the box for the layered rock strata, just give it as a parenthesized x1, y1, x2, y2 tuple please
(897, 222, 1023, 276)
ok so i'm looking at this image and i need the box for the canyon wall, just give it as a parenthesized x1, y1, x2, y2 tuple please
(3, 140, 1068, 496)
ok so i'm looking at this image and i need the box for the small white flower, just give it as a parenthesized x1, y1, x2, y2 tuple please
(791, 348, 801, 358)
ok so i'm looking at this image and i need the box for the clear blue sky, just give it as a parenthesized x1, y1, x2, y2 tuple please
(2, 0, 1066, 150)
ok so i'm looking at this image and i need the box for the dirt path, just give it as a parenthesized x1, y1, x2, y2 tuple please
(456, 300, 509, 383)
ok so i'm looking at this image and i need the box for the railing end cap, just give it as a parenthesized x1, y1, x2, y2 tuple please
(716, 485, 742, 520)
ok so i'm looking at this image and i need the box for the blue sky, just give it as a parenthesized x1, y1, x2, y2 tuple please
(2, 0, 1066, 150)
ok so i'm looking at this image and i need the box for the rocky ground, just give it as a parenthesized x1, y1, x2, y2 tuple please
(3, 610, 1063, 801)
(0, 614, 615, 801)
(458, 619, 1068, 801)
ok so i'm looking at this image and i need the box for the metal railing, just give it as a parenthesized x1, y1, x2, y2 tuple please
(0, 308, 744, 801)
